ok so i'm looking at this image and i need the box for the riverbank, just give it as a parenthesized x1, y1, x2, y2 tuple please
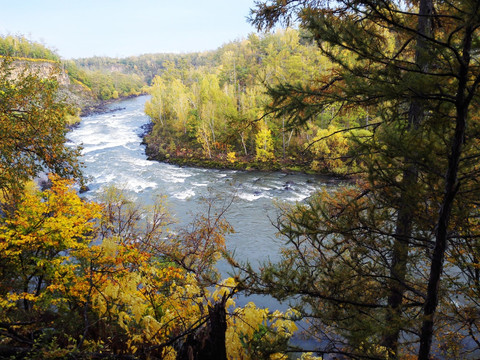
(140, 129, 315, 175)
(144, 149, 318, 174)
(141, 126, 350, 178)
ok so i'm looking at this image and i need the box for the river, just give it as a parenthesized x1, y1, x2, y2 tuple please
(68, 95, 340, 307)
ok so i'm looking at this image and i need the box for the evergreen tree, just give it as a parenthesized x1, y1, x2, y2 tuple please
(237, 1, 480, 358)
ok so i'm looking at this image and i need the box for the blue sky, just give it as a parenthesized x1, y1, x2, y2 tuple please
(0, 0, 259, 59)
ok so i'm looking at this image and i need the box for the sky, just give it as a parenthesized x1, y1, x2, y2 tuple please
(0, 0, 259, 59)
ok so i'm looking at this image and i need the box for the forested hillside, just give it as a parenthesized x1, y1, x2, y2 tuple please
(63, 59, 146, 101)
(143, 29, 370, 174)
(73, 52, 216, 84)
(0, 35, 60, 61)
(69, 52, 221, 101)
(0, 35, 147, 103)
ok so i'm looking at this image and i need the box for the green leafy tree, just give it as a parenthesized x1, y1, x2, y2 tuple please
(144, 29, 337, 170)
(0, 58, 82, 203)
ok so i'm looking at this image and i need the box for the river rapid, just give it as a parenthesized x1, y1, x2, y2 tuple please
(68, 95, 341, 307)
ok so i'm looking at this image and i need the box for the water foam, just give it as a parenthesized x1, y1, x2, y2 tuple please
(173, 189, 195, 200)
(191, 182, 208, 187)
(125, 178, 158, 193)
(160, 169, 193, 184)
(237, 191, 271, 202)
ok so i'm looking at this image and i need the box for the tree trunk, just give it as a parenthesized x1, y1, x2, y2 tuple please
(177, 302, 228, 360)
(282, 116, 286, 160)
(382, 0, 433, 356)
(241, 133, 248, 156)
(418, 24, 473, 360)
(198, 301, 228, 360)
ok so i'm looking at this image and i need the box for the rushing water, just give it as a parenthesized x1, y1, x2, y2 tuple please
(68, 95, 479, 358)
(68, 95, 340, 304)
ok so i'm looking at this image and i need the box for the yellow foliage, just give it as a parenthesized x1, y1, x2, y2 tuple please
(226, 300, 298, 359)
(256, 122, 275, 162)
(0, 174, 100, 313)
(309, 125, 371, 174)
(0, 179, 299, 358)
(227, 151, 237, 163)
(309, 125, 349, 173)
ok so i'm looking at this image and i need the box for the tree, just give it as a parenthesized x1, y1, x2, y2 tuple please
(0, 175, 100, 356)
(255, 121, 275, 162)
(0, 179, 300, 359)
(0, 58, 82, 203)
(239, 1, 480, 359)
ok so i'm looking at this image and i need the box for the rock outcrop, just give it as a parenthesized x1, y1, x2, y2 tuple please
(7, 58, 96, 113)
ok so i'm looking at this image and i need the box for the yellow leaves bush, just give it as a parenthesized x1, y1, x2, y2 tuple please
(0, 174, 100, 312)
(0, 176, 300, 358)
(227, 151, 237, 163)
(256, 122, 275, 162)
(226, 302, 299, 359)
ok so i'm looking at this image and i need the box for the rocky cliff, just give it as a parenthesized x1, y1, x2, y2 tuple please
(9, 59, 70, 85)
(7, 58, 96, 114)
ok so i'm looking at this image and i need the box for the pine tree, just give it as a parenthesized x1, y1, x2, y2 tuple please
(238, 1, 480, 358)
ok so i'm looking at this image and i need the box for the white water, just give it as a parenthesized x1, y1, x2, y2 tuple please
(69, 95, 341, 295)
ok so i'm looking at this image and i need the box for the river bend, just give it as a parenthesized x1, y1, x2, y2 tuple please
(69, 95, 340, 277)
